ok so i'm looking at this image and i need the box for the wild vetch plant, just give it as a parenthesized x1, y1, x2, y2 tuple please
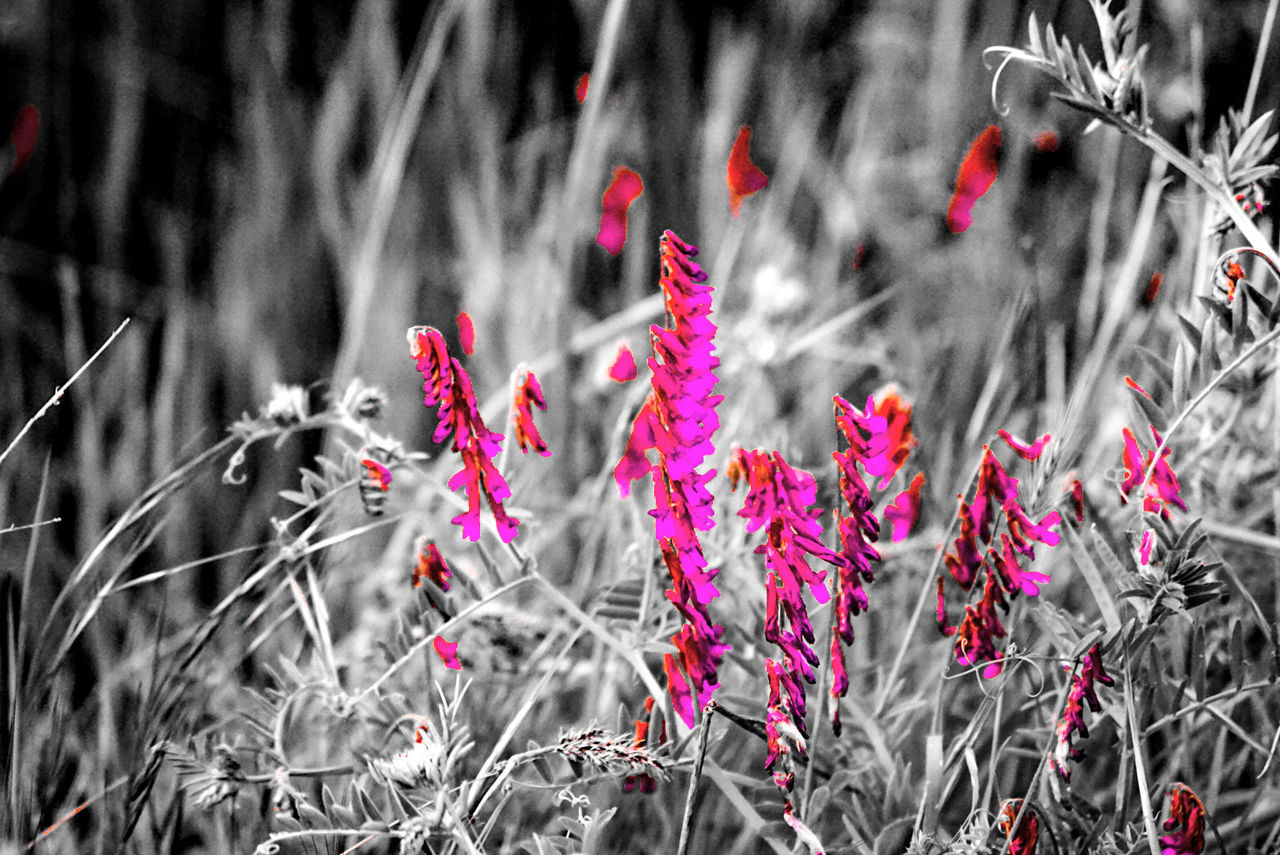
(9, 2, 1280, 854)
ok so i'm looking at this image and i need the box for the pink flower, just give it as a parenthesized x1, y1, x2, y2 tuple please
(1119, 425, 1188, 517)
(947, 124, 1001, 233)
(408, 325, 519, 543)
(456, 311, 476, 355)
(953, 570, 1008, 677)
(574, 72, 589, 104)
(512, 369, 550, 457)
(433, 636, 461, 670)
(884, 472, 926, 542)
(608, 342, 638, 382)
(1048, 644, 1115, 792)
(412, 538, 451, 591)
(726, 125, 769, 217)
(1160, 783, 1206, 855)
(597, 167, 644, 255)
(997, 429, 1050, 461)
(615, 232, 725, 727)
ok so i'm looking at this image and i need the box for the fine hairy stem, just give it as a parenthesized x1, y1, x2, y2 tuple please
(676, 701, 716, 855)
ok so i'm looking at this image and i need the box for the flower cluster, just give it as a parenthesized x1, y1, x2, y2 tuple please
(512, 369, 550, 456)
(1121, 425, 1188, 517)
(997, 799, 1039, 855)
(408, 325, 519, 542)
(613, 231, 726, 728)
(829, 390, 918, 733)
(1160, 782, 1206, 855)
(729, 446, 843, 785)
(1047, 643, 1115, 799)
(937, 439, 1060, 677)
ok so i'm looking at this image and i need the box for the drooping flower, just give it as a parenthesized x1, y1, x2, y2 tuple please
(408, 325, 519, 542)
(884, 472, 926, 542)
(998, 799, 1039, 855)
(412, 537, 451, 591)
(608, 342, 638, 383)
(512, 369, 550, 456)
(574, 72, 589, 104)
(433, 636, 461, 670)
(10, 105, 38, 173)
(597, 166, 644, 255)
(1160, 782, 1206, 855)
(727, 125, 769, 217)
(947, 124, 1001, 233)
(614, 231, 726, 728)
(1047, 644, 1115, 799)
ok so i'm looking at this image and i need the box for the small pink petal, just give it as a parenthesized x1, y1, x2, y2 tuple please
(457, 311, 475, 355)
(996, 429, 1051, 461)
(575, 72, 589, 104)
(1139, 529, 1154, 566)
(884, 472, 926, 542)
(433, 636, 461, 670)
(597, 166, 644, 255)
(608, 343, 638, 382)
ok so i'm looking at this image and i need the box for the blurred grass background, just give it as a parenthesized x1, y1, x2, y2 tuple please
(2, 0, 1278, 851)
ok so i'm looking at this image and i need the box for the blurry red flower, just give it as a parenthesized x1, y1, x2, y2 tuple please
(608, 342, 638, 382)
(456, 311, 475, 355)
(1033, 130, 1058, 153)
(412, 537, 451, 591)
(512, 369, 550, 456)
(575, 72, 589, 104)
(597, 166, 644, 255)
(1144, 271, 1163, 305)
(1070, 478, 1084, 524)
(947, 124, 1001, 233)
(10, 105, 38, 172)
(1223, 260, 1245, 302)
(727, 125, 769, 217)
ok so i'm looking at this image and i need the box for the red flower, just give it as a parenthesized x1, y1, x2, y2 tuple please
(953, 570, 1008, 677)
(1048, 644, 1114, 794)
(608, 342, 638, 382)
(624, 696, 667, 794)
(359, 456, 392, 492)
(947, 124, 1001, 233)
(1119, 425, 1188, 517)
(1070, 478, 1085, 524)
(433, 636, 461, 670)
(512, 369, 550, 457)
(1222, 261, 1245, 302)
(10, 105, 38, 173)
(456, 311, 475, 355)
(574, 72, 589, 104)
(998, 799, 1040, 855)
(1144, 272, 1163, 305)
(1033, 130, 1058, 153)
(597, 166, 644, 255)
(884, 472, 926, 542)
(408, 325, 519, 543)
(412, 538, 451, 591)
(727, 125, 769, 217)
(1160, 783, 1206, 855)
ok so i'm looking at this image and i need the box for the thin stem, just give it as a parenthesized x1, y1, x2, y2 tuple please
(1243, 0, 1280, 124)
(676, 701, 716, 855)
(1124, 651, 1163, 855)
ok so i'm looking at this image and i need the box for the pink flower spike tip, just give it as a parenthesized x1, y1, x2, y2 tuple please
(727, 125, 769, 217)
(997, 429, 1050, 461)
(457, 311, 476, 355)
(608, 342, 638, 382)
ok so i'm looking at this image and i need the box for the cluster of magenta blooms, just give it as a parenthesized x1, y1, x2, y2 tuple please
(393, 226, 1209, 852)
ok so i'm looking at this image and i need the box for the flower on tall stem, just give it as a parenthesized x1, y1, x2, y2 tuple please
(407, 325, 519, 543)
(613, 231, 726, 728)
(1047, 644, 1115, 800)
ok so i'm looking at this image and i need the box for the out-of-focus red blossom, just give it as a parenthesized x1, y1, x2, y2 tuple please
(433, 636, 461, 670)
(1236, 184, 1266, 214)
(360, 457, 392, 492)
(998, 799, 1039, 855)
(608, 342, 638, 382)
(512, 369, 550, 456)
(1070, 478, 1085, 524)
(1161, 783, 1207, 855)
(938, 441, 1061, 675)
(456, 311, 475, 355)
(597, 166, 644, 255)
(885, 472, 926, 542)
(408, 325, 519, 543)
(997, 429, 1050, 461)
(624, 696, 666, 794)
(1125, 376, 1152, 398)
(1144, 272, 1163, 305)
(947, 124, 1001, 233)
(412, 537, 451, 591)
(614, 231, 726, 728)
(1223, 261, 1245, 302)
(730, 447, 839, 749)
(1120, 425, 1188, 517)
(727, 125, 769, 217)
(1033, 130, 1058, 153)
(1048, 644, 1114, 797)
(10, 105, 38, 172)
(574, 72, 589, 104)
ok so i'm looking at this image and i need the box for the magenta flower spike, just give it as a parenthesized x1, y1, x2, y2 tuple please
(1047, 644, 1115, 800)
(407, 325, 520, 543)
(613, 231, 726, 728)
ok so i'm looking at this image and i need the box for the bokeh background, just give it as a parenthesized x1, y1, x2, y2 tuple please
(2, 0, 1278, 850)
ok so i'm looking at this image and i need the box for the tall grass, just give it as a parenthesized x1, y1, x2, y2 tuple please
(3, 0, 1280, 852)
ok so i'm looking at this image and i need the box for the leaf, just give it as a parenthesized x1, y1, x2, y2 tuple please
(1198, 317, 1218, 388)
(1063, 523, 1123, 632)
(1172, 342, 1189, 410)
(1136, 346, 1174, 391)
(1191, 623, 1206, 699)
(1231, 619, 1246, 692)
(1244, 282, 1274, 319)
(1176, 313, 1202, 354)
(1128, 381, 1168, 428)
(1028, 12, 1044, 57)
(1232, 285, 1254, 349)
